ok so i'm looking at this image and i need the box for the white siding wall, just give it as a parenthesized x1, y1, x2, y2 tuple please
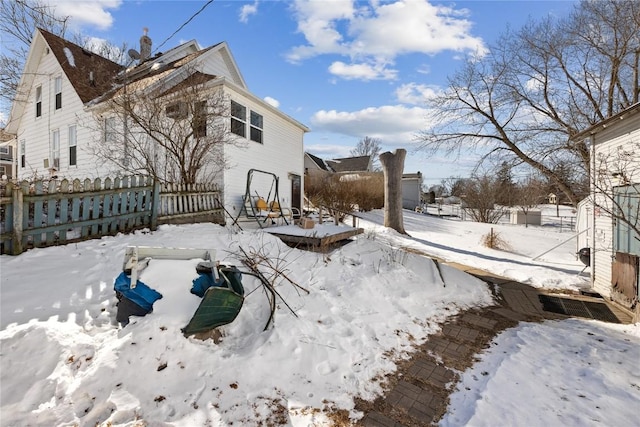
(222, 91, 305, 218)
(16, 47, 112, 181)
(201, 47, 244, 87)
(591, 118, 640, 295)
(402, 179, 422, 209)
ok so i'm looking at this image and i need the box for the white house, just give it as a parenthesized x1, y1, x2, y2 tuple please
(573, 102, 640, 320)
(5, 28, 308, 219)
(401, 172, 423, 210)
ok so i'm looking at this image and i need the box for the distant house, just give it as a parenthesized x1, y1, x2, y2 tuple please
(573, 101, 640, 320)
(5, 28, 308, 218)
(326, 155, 372, 173)
(0, 129, 15, 180)
(304, 152, 332, 180)
(402, 172, 423, 210)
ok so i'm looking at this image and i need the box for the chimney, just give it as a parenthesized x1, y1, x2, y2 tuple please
(139, 27, 152, 63)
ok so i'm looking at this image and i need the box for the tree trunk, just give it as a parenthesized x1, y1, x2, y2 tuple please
(379, 149, 407, 234)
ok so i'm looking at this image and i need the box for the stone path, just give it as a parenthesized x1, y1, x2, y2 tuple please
(355, 264, 634, 427)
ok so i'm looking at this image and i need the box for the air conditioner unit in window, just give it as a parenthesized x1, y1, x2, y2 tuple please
(166, 102, 188, 119)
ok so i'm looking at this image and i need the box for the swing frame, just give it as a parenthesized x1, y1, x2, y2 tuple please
(235, 168, 290, 228)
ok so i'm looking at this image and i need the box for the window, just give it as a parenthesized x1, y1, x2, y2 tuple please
(104, 117, 116, 144)
(614, 185, 640, 255)
(35, 86, 42, 117)
(54, 76, 62, 110)
(51, 129, 60, 168)
(0, 166, 5, 177)
(166, 102, 187, 119)
(250, 110, 263, 143)
(68, 125, 77, 166)
(193, 101, 207, 138)
(231, 100, 246, 138)
(20, 139, 25, 168)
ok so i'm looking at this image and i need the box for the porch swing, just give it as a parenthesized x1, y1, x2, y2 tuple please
(235, 169, 290, 228)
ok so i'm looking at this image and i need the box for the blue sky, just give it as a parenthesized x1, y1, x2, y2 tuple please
(20, 0, 576, 186)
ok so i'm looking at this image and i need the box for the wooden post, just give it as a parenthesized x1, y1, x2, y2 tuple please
(12, 184, 23, 255)
(151, 179, 160, 230)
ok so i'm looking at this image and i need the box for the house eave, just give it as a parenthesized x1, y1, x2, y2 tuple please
(572, 102, 640, 142)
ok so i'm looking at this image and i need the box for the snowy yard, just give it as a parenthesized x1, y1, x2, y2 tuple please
(1, 207, 638, 426)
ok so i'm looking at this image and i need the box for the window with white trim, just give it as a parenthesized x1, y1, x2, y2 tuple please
(20, 139, 25, 168)
(54, 76, 62, 110)
(231, 100, 246, 138)
(193, 101, 207, 138)
(35, 86, 42, 117)
(68, 125, 77, 166)
(104, 117, 116, 144)
(250, 110, 263, 144)
(51, 129, 60, 168)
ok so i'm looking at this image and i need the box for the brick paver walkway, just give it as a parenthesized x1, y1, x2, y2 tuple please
(356, 264, 633, 427)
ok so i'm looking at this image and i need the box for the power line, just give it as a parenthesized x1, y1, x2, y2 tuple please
(153, 0, 214, 54)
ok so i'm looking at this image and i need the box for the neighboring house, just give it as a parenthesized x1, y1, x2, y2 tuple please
(5, 28, 308, 217)
(402, 172, 423, 210)
(326, 155, 372, 173)
(304, 152, 332, 180)
(573, 102, 640, 320)
(0, 129, 15, 180)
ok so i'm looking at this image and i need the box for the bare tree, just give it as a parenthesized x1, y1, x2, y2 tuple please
(417, 0, 640, 206)
(379, 149, 406, 234)
(351, 136, 381, 170)
(460, 174, 506, 224)
(513, 176, 547, 227)
(89, 70, 243, 185)
(0, 0, 69, 110)
(0, 0, 127, 121)
(592, 141, 640, 241)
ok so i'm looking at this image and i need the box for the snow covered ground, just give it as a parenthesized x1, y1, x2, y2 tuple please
(1, 206, 638, 426)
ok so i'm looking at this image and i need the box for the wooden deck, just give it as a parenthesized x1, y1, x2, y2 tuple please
(264, 224, 364, 247)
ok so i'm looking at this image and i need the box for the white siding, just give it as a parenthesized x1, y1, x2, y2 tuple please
(201, 47, 244, 88)
(222, 90, 305, 218)
(591, 116, 640, 295)
(15, 45, 113, 181)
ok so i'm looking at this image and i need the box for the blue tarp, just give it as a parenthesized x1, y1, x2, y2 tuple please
(190, 272, 225, 297)
(114, 272, 163, 311)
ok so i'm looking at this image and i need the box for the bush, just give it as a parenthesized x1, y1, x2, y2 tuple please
(305, 172, 384, 215)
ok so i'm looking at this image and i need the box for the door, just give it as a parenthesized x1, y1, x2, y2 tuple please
(290, 174, 301, 218)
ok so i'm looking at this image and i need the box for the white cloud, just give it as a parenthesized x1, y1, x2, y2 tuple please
(287, 0, 487, 80)
(239, 1, 259, 23)
(264, 96, 280, 108)
(310, 104, 428, 146)
(45, 0, 121, 31)
(303, 143, 353, 159)
(395, 83, 441, 105)
(328, 61, 397, 80)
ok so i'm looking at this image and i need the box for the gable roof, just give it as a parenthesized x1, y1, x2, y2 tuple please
(305, 152, 330, 171)
(326, 155, 371, 173)
(39, 28, 124, 103)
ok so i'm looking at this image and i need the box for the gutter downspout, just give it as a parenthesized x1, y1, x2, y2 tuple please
(590, 134, 596, 288)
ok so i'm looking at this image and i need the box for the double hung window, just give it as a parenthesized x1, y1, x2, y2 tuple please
(55, 76, 62, 110)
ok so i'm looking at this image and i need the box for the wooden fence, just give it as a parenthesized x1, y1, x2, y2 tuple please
(0, 176, 223, 255)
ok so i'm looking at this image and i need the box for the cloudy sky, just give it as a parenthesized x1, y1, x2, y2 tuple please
(8, 0, 576, 185)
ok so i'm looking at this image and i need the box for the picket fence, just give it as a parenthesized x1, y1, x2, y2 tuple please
(0, 176, 223, 255)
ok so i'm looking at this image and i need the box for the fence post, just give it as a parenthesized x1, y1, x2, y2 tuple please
(151, 179, 160, 231)
(12, 185, 23, 255)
